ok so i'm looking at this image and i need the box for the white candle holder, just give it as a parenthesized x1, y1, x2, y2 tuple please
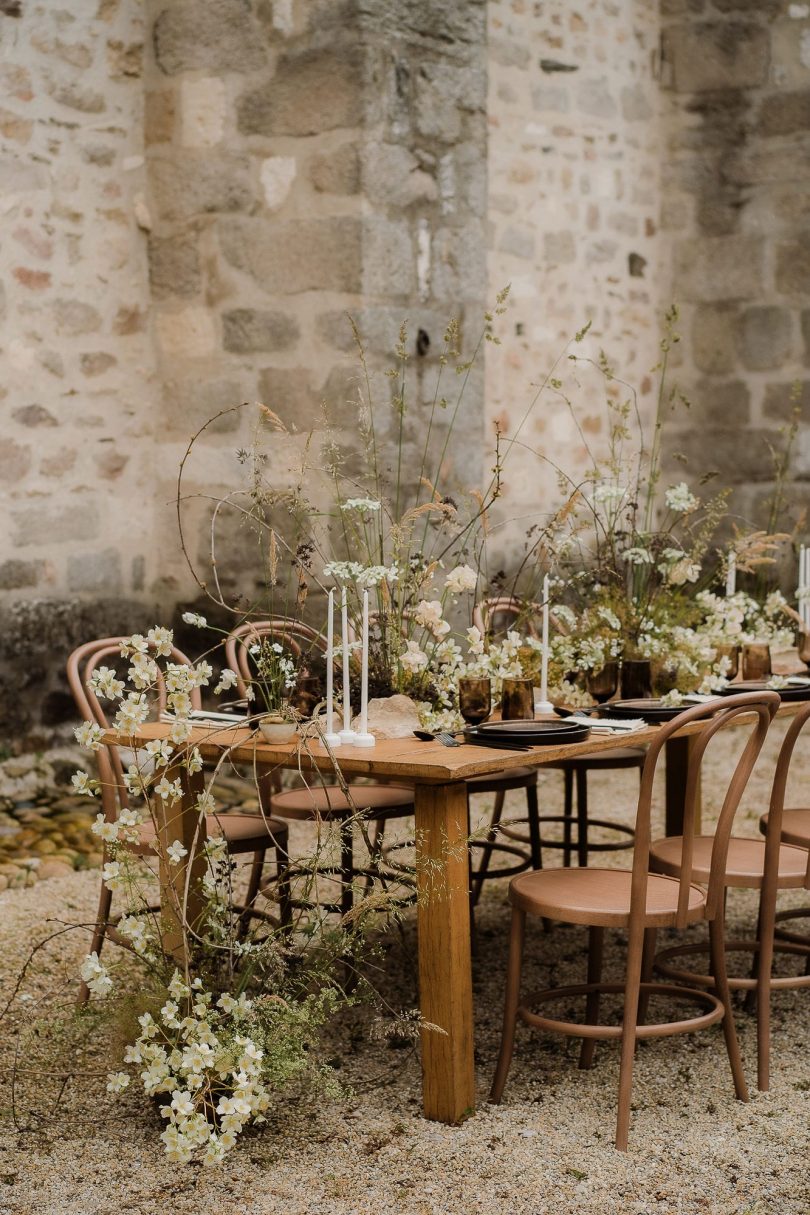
(353, 731, 376, 747)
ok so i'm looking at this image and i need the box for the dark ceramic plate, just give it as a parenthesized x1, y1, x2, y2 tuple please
(604, 699, 685, 723)
(464, 720, 591, 746)
(717, 680, 810, 702)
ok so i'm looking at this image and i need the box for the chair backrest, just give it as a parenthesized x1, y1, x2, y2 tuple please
(630, 691, 780, 930)
(66, 635, 201, 822)
(472, 596, 541, 639)
(762, 700, 810, 897)
(224, 619, 327, 701)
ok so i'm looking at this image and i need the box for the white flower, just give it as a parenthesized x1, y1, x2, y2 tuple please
(74, 720, 106, 751)
(414, 599, 450, 638)
(593, 482, 627, 503)
(169, 718, 193, 744)
(665, 482, 699, 513)
(400, 641, 429, 673)
(182, 612, 207, 628)
(171, 1089, 196, 1119)
(144, 738, 174, 768)
(196, 790, 216, 815)
(118, 914, 150, 955)
(91, 814, 119, 844)
(88, 666, 125, 701)
(114, 692, 150, 733)
(356, 564, 399, 588)
(186, 747, 203, 775)
(323, 560, 362, 582)
(80, 951, 112, 998)
(166, 839, 188, 865)
(102, 861, 123, 891)
(154, 775, 182, 802)
(128, 652, 158, 689)
(120, 633, 148, 656)
(466, 625, 485, 656)
(622, 547, 653, 565)
(106, 1071, 130, 1094)
(147, 626, 174, 657)
(667, 557, 700, 586)
(71, 770, 98, 796)
(445, 564, 478, 594)
(161, 1000, 181, 1028)
(168, 970, 190, 1000)
(192, 660, 213, 688)
(214, 668, 238, 695)
(340, 497, 381, 512)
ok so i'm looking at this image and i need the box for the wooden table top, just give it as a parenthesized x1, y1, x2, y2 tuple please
(102, 698, 806, 785)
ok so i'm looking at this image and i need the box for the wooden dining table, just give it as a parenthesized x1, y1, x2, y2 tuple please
(104, 700, 805, 1127)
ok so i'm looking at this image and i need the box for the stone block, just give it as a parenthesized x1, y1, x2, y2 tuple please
(11, 501, 99, 548)
(0, 560, 41, 590)
(414, 62, 481, 142)
(94, 447, 129, 480)
(776, 234, 810, 296)
(309, 143, 360, 195)
(770, 19, 810, 90)
(162, 378, 246, 434)
(155, 308, 217, 360)
(728, 143, 810, 188)
(257, 367, 324, 430)
(67, 548, 122, 594)
(490, 38, 530, 69)
(757, 90, 810, 138)
(362, 217, 415, 299)
(12, 404, 57, 427)
(219, 217, 362, 294)
(237, 47, 363, 137)
(149, 154, 256, 222)
(429, 225, 486, 303)
(498, 227, 535, 259)
(362, 143, 437, 207)
(673, 235, 763, 301)
(148, 234, 201, 298)
(734, 306, 793, 371)
(47, 81, 105, 113)
(80, 352, 117, 377)
(221, 310, 300, 354)
(260, 157, 297, 211)
(803, 311, 810, 367)
(667, 426, 781, 482)
(179, 77, 226, 148)
(691, 304, 738, 374)
(544, 231, 576, 264)
(621, 83, 653, 122)
(153, 0, 266, 75)
(531, 85, 569, 112)
(762, 380, 810, 423)
(52, 298, 102, 336)
(107, 39, 143, 78)
(664, 23, 770, 93)
(577, 78, 617, 119)
(684, 378, 751, 425)
(144, 90, 175, 144)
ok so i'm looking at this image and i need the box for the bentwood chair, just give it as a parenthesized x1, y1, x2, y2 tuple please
(489, 692, 779, 1150)
(225, 620, 416, 916)
(471, 597, 642, 879)
(68, 637, 292, 1003)
(651, 700, 810, 1089)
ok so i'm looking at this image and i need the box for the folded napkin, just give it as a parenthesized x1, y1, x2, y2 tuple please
(785, 676, 810, 687)
(160, 709, 249, 725)
(570, 714, 646, 733)
(682, 693, 724, 704)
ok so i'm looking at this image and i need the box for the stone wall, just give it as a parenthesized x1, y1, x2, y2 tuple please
(485, 0, 664, 565)
(660, 0, 810, 535)
(0, 0, 160, 741)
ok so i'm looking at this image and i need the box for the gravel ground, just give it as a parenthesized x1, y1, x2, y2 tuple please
(0, 719, 808, 1215)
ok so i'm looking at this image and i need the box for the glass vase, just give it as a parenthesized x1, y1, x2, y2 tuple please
(620, 659, 653, 700)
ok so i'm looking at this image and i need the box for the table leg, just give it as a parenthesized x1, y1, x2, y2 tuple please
(414, 781, 475, 1124)
(665, 734, 702, 837)
(157, 762, 207, 964)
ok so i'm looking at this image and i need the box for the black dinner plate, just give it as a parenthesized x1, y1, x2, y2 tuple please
(604, 699, 685, 723)
(464, 720, 591, 746)
(717, 680, 810, 702)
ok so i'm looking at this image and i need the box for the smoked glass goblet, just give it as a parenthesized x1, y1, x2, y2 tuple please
(458, 677, 492, 726)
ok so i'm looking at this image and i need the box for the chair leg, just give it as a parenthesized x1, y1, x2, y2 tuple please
(239, 848, 267, 936)
(77, 881, 114, 1005)
(562, 769, 574, 867)
(637, 927, 658, 1025)
(274, 834, 293, 931)
(579, 926, 604, 1070)
(709, 910, 749, 1102)
(471, 790, 506, 906)
(755, 889, 776, 1093)
(616, 920, 645, 1151)
(340, 816, 355, 919)
(526, 782, 542, 871)
(490, 906, 526, 1104)
(575, 768, 589, 867)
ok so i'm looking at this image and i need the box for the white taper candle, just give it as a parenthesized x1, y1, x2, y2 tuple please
(323, 589, 341, 747)
(339, 585, 356, 744)
(725, 549, 736, 597)
(534, 572, 554, 715)
(354, 588, 375, 746)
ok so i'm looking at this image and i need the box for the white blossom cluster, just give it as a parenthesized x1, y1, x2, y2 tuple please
(696, 590, 794, 648)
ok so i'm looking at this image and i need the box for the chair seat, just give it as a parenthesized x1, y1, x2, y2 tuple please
(509, 866, 706, 928)
(547, 746, 646, 772)
(650, 834, 810, 889)
(271, 783, 414, 822)
(759, 807, 810, 849)
(466, 765, 537, 794)
(135, 812, 290, 856)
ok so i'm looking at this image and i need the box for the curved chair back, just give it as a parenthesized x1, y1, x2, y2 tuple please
(472, 596, 541, 639)
(66, 635, 201, 823)
(763, 700, 810, 896)
(631, 691, 780, 931)
(224, 619, 327, 701)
